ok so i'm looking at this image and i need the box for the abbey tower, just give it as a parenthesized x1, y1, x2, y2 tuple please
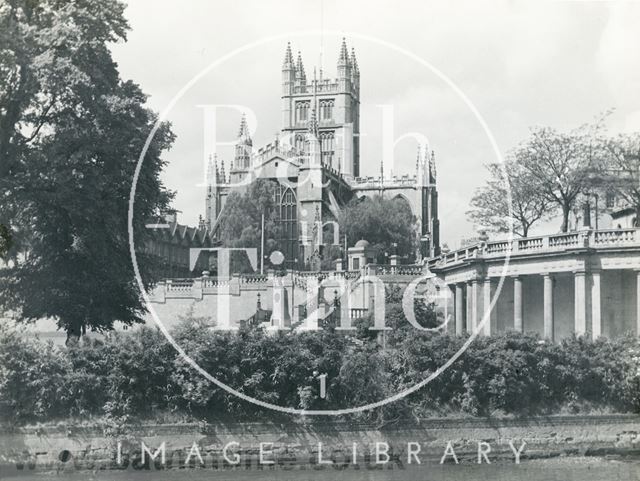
(281, 39, 360, 179)
(204, 39, 440, 266)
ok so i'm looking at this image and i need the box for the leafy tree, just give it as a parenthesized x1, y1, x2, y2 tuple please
(0, 0, 174, 341)
(215, 179, 282, 272)
(603, 133, 640, 224)
(467, 161, 553, 237)
(517, 125, 601, 232)
(338, 195, 417, 261)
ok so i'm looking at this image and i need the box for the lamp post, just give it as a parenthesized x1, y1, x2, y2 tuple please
(582, 189, 592, 229)
(290, 257, 298, 320)
(343, 234, 348, 271)
(260, 212, 265, 275)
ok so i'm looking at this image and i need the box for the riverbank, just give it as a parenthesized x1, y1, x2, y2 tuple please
(0, 415, 638, 476)
(4, 456, 640, 481)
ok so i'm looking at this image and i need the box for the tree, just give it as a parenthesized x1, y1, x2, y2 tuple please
(467, 161, 553, 237)
(603, 133, 640, 224)
(0, 1, 174, 341)
(215, 179, 282, 272)
(517, 125, 600, 232)
(338, 195, 417, 261)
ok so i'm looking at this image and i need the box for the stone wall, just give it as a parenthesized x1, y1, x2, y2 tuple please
(1, 415, 638, 473)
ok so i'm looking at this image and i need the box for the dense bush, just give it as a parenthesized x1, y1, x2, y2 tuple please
(0, 326, 70, 420)
(0, 319, 638, 425)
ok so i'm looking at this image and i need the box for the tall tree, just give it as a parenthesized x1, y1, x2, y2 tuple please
(467, 161, 553, 237)
(0, 0, 174, 341)
(216, 179, 282, 272)
(517, 125, 600, 232)
(338, 195, 417, 261)
(603, 133, 640, 224)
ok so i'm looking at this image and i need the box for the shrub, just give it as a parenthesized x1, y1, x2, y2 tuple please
(0, 319, 638, 425)
(0, 326, 70, 422)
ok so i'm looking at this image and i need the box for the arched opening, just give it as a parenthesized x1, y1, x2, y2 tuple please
(275, 184, 298, 268)
(392, 193, 414, 216)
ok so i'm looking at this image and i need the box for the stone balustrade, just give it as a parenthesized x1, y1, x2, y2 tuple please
(152, 262, 428, 305)
(365, 263, 425, 276)
(429, 228, 640, 269)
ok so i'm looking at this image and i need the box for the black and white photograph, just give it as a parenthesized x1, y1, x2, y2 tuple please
(1, 1, 639, 480)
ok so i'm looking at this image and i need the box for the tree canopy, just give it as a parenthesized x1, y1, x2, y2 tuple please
(0, 0, 174, 340)
(517, 124, 602, 233)
(467, 161, 553, 237)
(468, 118, 618, 236)
(215, 179, 282, 272)
(338, 195, 417, 261)
(603, 133, 640, 223)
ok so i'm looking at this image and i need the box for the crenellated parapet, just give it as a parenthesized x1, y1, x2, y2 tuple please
(350, 173, 420, 189)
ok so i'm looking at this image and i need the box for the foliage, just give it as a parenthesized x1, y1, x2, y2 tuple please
(467, 161, 553, 237)
(0, 325, 69, 420)
(468, 115, 640, 235)
(215, 179, 282, 273)
(0, 223, 11, 259)
(1, 319, 638, 425)
(602, 133, 640, 224)
(0, 0, 174, 340)
(338, 195, 417, 261)
(515, 124, 604, 233)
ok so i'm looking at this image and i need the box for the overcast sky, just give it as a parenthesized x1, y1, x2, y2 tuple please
(110, 0, 640, 248)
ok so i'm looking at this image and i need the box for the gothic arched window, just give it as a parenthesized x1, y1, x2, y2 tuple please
(319, 99, 334, 120)
(295, 101, 310, 124)
(274, 184, 298, 268)
(319, 131, 335, 166)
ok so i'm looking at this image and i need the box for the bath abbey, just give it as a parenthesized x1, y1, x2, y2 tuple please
(203, 39, 440, 268)
(143, 40, 640, 341)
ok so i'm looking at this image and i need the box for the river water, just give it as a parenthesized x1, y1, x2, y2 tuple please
(2, 456, 638, 481)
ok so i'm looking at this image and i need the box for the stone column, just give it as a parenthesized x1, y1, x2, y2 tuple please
(482, 278, 492, 336)
(574, 271, 587, 335)
(543, 273, 554, 341)
(513, 276, 523, 332)
(470, 279, 479, 333)
(269, 278, 291, 330)
(466, 282, 474, 332)
(591, 270, 601, 339)
(455, 284, 464, 335)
